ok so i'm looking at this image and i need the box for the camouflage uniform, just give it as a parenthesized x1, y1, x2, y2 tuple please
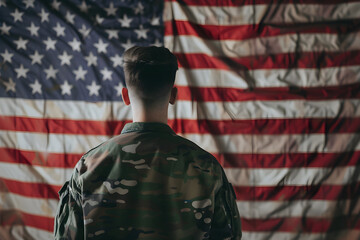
(54, 122, 241, 239)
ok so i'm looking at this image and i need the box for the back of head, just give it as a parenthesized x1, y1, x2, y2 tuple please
(123, 46, 178, 103)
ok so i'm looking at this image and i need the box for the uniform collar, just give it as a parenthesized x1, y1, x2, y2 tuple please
(121, 122, 175, 134)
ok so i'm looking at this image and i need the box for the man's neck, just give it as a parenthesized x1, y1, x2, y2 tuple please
(131, 104, 168, 124)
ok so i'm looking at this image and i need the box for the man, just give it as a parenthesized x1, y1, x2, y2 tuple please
(54, 46, 242, 239)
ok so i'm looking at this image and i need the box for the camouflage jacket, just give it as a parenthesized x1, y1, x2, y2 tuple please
(54, 122, 242, 239)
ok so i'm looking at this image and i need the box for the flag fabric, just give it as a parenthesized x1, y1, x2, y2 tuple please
(0, 0, 360, 239)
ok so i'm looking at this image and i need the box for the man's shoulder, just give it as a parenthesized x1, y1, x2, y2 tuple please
(81, 132, 136, 157)
(176, 134, 217, 159)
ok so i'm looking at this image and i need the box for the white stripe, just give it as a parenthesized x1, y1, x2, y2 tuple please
(183, 133, 360, 154)
(175, 66, 360, 88)
(165, 33, 360, 57)
(2, 130, 360, 154)
(237, 199, 360, 219)
(0, 192, 58, 218)
(164, 2, 360, 25)
(0, 163, 72, 185)
(1, 159, 358, 188)
(225, 166, 360, 187)
(1, 130, 360, 154)
(219, 99, 360, 120)
(2, 196, 358, 233)
(0, 97, 132, 120)
(0, 225, 53, 240)
(0, 130, 107, 153)
(3, 98, 360, 120)
(164, 2, 267, 25)
(242, 231, 360, 240)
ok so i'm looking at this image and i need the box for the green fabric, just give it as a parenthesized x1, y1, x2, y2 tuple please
(54, 122, 242, 239)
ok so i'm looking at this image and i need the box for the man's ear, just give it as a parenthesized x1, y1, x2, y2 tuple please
(169, 87, 177, 105)
(121, 88, 131, 105)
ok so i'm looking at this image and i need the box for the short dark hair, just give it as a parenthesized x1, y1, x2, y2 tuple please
(123, 46, 178, 101)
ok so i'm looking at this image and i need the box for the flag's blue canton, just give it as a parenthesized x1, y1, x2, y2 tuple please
(0, 0, 164, 101)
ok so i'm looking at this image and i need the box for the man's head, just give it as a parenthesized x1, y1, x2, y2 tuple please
(122, 46, 178, 106)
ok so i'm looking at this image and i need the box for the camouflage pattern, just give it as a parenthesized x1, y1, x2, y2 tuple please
(54, 122, 242, 239)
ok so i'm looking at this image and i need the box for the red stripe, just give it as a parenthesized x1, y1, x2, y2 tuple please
(0, 116, 130, 135)
(175, 51, 360, 70)
(0, 210, 53, 232)
(172, 118, 360, 135)
(1, 116, 360, 135)
(2, 211, 359, 234)
(164, 20, 360, 40)
(0, 148, 80, 168)
(2, 177, 357, 202)
(1, 148, 359, 169)
(241, 216, 360, 232)
(0, 178, 61, 199)
(0, 117, 131, 136)
(234, 183, 360, 201)
(176, 84, 360, 101)
(216, 152, 360, 168)
(165, 0, 360, 6)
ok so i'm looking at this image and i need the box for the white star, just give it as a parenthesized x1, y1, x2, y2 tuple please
(73, 66, 87, 80)
(39, 9, 49, 22)
(65, 11, 75, 24)
(0, 0, 6, 7)
(118, 14, 132, 28)
(53, 22, 65, 37)
(11, 9, 24, 22)
(121, 39, 134, 50)
(100, 67, 113, 81)
(110, 54, 123, 67)
(23, 0, 35, 8)
(15, 64, 29, 78)
(29, 79, 42, 94)
(79, 24, 90, 38)
(44, 65, 58, 79)
(105, 2, 117, 16)
(43, 37, 57, 50)
(60, 80, 73, 95)
(152, 39, 162, 47)
(78, 1, 88, 13)
(94, 39, 108, 53)
(86, 81, 101, 96)
(29, 50, 44, 65)
(68, 38, 81, 51)
(2, 78, 16, 93)
(134, 25, 148, 39)
(134, 2, 144, 15)
(106, 29, 118, 39)
(26, 22, 39, 36)
(151, 16, 160, 26)
(84, 52, 97, 66)
(114, 82, 123, 96)
(52, 0, 60, 10)
(1, 49, 13, 63)
(58, 51, 72, 65)
(14, 37, 28, 50)
(0, 22, 11, 35)
(96, 14, 104, 24)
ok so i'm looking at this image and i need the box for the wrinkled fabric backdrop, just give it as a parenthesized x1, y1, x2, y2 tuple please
(0, 0, 359, 239)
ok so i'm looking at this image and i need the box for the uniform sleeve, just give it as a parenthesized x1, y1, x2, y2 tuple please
(54, 170, 84, 240)
(209, 167, 242, 240)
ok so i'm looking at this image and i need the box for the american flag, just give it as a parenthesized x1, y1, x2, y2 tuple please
(0, 0, 359, 239)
